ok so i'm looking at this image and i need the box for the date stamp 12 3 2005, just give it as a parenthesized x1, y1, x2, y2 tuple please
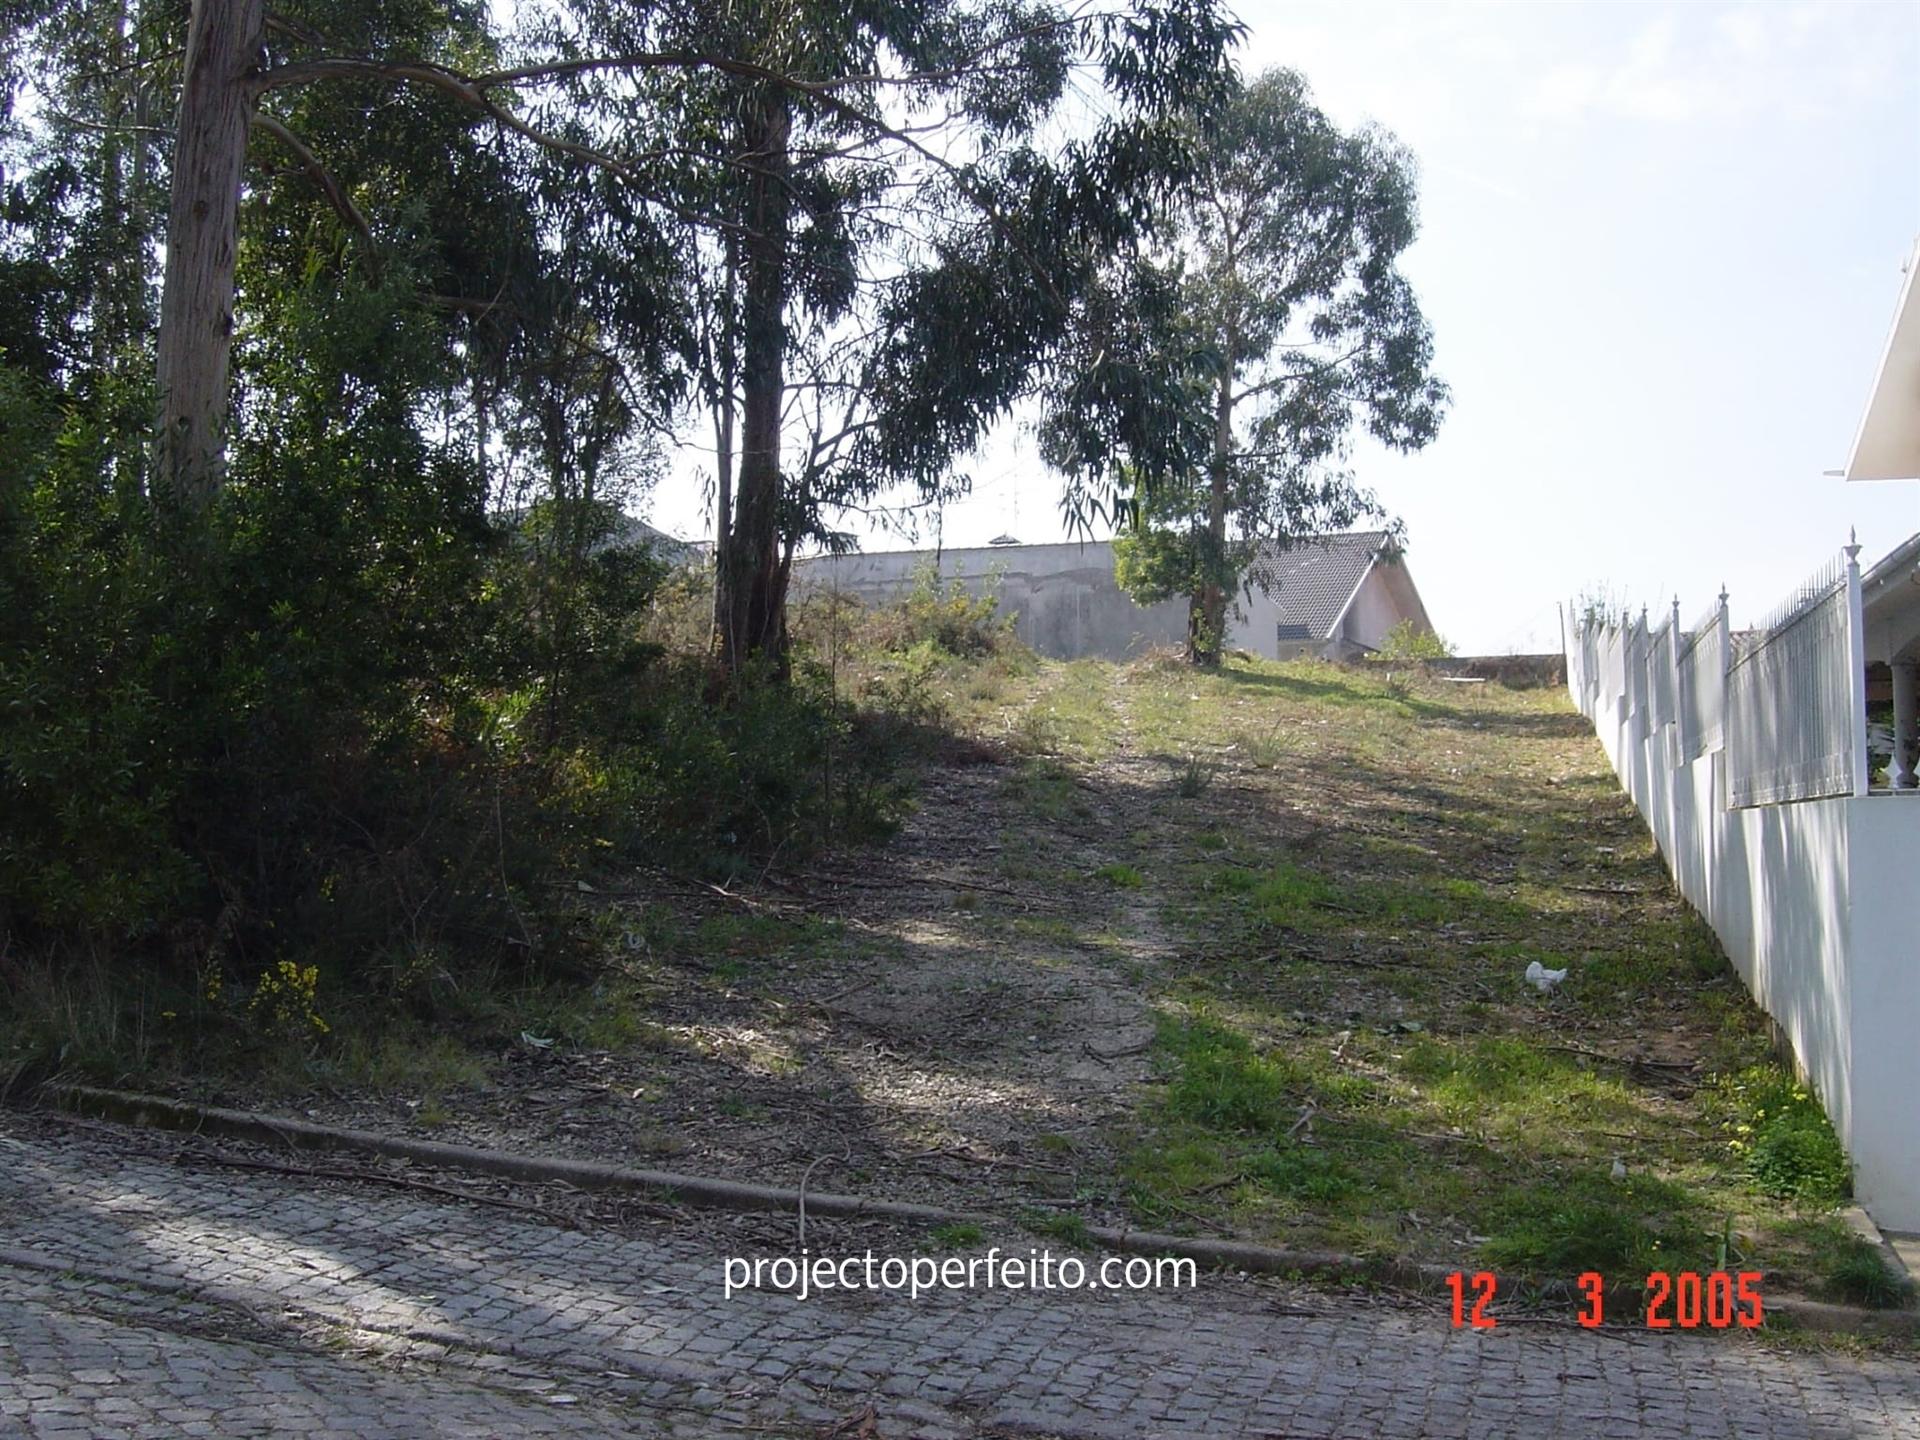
(1446, 1270, 1763, 1331)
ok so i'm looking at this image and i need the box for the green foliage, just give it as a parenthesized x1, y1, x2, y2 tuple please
(1372, 620, 1454, 660)
(1158, 1016, 1299, 1133)
(1094, 862, 1146, 889)
(1175, 755, 1216, 797)
(1056, 68, 1447, 662)
(878, 564, 1017, 659)
(601, 656, 912, 871)
(1481, 1173, 1701, 1275)
(0, 394, 912, 1062)
(1724, 1070, 1851, 1206)
(1817, 1232, 1915, 1309)
(1112, 522, 1201, 608)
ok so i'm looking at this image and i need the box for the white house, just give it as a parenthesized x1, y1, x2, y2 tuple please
(794, 529, 1436, 663)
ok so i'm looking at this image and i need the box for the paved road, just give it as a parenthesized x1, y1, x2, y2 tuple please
(2, 1114, 1916, 1438)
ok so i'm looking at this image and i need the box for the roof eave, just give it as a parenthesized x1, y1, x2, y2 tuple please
(1844, 239, 1920, 482)
(1321, 549, 1383, 640)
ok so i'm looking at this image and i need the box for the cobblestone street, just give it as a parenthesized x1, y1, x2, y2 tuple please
(2, 1113, 1917, 1437)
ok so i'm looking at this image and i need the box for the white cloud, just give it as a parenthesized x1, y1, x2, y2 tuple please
(1520, 2, 1907, 127)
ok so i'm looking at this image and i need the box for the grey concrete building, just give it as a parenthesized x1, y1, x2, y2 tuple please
(793, 529, 1435, 662)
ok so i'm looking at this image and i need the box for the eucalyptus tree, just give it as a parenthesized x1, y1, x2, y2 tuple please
(1050, 68, 1448, 665)
(516, 0, 1247, 670)
(0, 0, 169, 432)
(144, 0, 1241, 670)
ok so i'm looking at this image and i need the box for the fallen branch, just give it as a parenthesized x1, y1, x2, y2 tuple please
(1546, 1044, 1696, 1073)
(1082, 1039, 1152, 1062)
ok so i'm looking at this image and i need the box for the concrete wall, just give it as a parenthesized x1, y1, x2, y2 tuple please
(795, 542, 1188, 660)
(797, 541, 1434, 664)
(1583, 674, 1920, 1228)
(1844, 800, 1920, 1226)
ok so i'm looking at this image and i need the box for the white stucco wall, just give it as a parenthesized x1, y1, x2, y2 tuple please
(1842, 800, 1920, 1223)
(1336, 561, 1432, 656)
(795, 542, 1190, 660)
(796, 542, 1375, 661)
(798, 541, 1435, 664)
(1585, 685, 1920, 1228)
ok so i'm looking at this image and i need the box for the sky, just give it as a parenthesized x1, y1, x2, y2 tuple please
(645, 0, 1920, 654)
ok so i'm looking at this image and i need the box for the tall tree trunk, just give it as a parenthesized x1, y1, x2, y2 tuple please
(708, 238, 738, 642)
(715, 86, 791, 675)
(93, 0, 127, 379)
(1190, 360, 1234, 665)
(153, 0, 262, 512)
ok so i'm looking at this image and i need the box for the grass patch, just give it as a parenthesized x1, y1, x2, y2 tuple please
(1004, 758, 1091, 825)
(1106, 659, 1868, 1295)
(1093, 862, 1145, 889)
(1157, 1016, 1301, 1133)
(930, 1222, 986, 1249)
(1819, 1231, 1916, 1309)
(1480, 1173, 1703, 1275)
(1719, 1068, 1851, 1205)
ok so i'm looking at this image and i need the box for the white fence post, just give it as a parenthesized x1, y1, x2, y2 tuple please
(1668, 595, 1683, 767)
(1631, 608, 1645, 738)
(1716, 585, 1730, 765)
(1847, 536, 1869, 797)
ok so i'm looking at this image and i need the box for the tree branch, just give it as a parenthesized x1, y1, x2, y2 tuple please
(253, 112, 378, 275)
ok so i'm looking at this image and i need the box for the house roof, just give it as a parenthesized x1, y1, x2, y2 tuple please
(607, 513, 703, 563)
(499, 506, 704, 564)
(1248, 530, 1397, 639)
(1846, 237, 1920, 481)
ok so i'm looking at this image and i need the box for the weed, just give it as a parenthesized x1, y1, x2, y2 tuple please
(1157, 1016, 1297, 1134)
(1481, 1174, 1701, 1275)
(1025, 1210, 1093, 1247)
(1175, 755, 1217, 797)
(1721, 1069, 1851, 1205)
(1243, 1143, 1357, 1201)
(1820, 1233, 1916, 1309)
(1094, 862, 1145, 889)
(1244, 724, 1288, 770)
(930, 1222, 985, 1248)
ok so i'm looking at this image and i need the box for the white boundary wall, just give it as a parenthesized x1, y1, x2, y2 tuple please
(1569, 574, 1920, 1230)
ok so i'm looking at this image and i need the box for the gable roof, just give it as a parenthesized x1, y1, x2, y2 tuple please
(606, 513, 704, 565)
(1845, 236, 1920, 481)
(1247, 530, 1396, 639)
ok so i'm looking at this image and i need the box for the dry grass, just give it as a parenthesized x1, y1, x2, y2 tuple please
(144, 644, 1901, 1308)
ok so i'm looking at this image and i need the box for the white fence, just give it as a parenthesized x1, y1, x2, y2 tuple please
(1565, 539, 1920, 1231)
(1571, 547, 1867, 809)
(1725, 555, 1868, 807)
(1676, 596, 1727, 761)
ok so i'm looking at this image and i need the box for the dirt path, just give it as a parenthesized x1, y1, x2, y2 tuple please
(245, 663, 1187, 1223)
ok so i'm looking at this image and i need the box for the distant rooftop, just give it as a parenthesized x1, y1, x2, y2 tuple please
(1248, 530, 1399, 640)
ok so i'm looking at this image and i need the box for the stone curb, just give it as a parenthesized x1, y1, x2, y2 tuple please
(37, 1083, 1919, 1336)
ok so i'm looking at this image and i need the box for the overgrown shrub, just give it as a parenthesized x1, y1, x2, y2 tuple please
(1372, 620, 1453, 660)
(1731, 1072, 1851, 1205)
(0, 404, 917, 1066)
(839, 562, 1017, 659)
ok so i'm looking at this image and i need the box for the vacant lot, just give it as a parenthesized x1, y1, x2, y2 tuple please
(203, 652, 1897, 1307)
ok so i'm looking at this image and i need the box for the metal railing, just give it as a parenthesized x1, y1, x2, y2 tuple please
(1725, 548, 1866, 808)
(1676, 594, 1728, 761)
(1566, 541, 1866, 809)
